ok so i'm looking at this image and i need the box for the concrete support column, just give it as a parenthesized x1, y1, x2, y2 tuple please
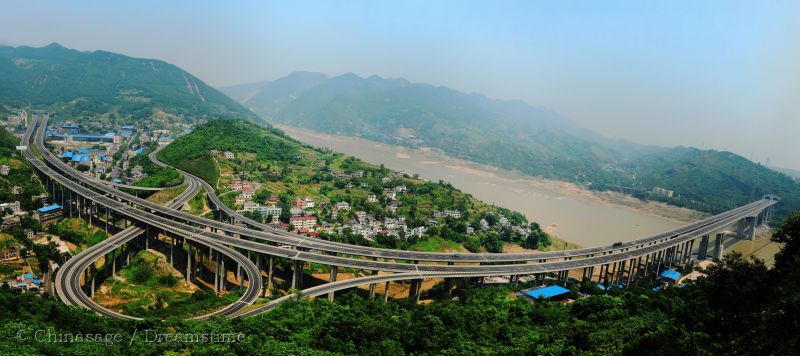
(368, 270, 378, 299)
(698, 235, 710, 260)
(684, 240, 693, 264)
(616, 260, 626, 285)
(745, 216, 756, 240)
(220, 254, 226, 292)
(186, 242, 192, 282)
(291, 260, 302, 290)
(213, 251, 220, 293)
(267, 256, 274, 293)
(169, 235, 174, 266)
(655, 250, 665, 277)
(737, 219, 746, 239)
(328, 266, 338, 302)
(713, 233, 725, 259)
(90, 266, 95, 298)
(626, 258, 635, 285)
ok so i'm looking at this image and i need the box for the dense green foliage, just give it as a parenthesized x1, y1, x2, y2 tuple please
(631, 147, 800, 217)
(46, 218, 108, 247)
(158, 119, 297, 186)
(97, 250, 239, 319)
(0, 127, 45, 211)
(2, 212, 800, 354)
(224, 72, 800, 218)
(126, 144, 183, 188)
(0, 43, 257, 124)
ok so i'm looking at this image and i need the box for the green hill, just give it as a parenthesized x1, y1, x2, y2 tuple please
(0, 43, 257, 123)
(0, 126, 44, 211)
(631, 147, 800, 218)
(159, 119, 555, 252)
(223, 73, 800, 219)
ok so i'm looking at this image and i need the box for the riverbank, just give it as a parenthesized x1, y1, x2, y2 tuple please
(276, 124, 701, 247)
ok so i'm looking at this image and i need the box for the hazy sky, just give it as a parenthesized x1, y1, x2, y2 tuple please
(2, 1, 799, 169)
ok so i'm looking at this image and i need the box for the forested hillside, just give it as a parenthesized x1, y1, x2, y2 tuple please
(0, 43, 257, 124)
(223, 73, 800, 218)
(632, 147, 800, 217)
(2, 213, 799, 354)
(0, 126, 44, 211)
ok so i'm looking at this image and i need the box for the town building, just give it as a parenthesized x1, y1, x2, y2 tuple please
(0, 165, 9, 176)
(0, 243, 22, 262)
(0, 201, 21, 215)
(1, 215, 20, 231)
(34, 204, 63, 225)
(289, 215, 317, 230)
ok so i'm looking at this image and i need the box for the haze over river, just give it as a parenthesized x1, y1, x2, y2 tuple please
(279, 126, 683, 248)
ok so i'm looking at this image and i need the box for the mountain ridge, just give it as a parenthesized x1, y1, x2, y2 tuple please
(221, 72, 800, 218)
(0, 43, 257, 123)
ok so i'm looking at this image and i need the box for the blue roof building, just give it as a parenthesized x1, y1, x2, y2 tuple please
(24, 273, 35, 279)
(62, 151, 74, 158)
(71, 155, 91, 162)
(62, 125, 80, 130)
(524, 285, 570, 299)
(113, 178, 122, 183)
(37, 205, 61, 213)
(135, 147, 147, 155)
(660, 270, 681, 282)
(75, 148, 92, 154)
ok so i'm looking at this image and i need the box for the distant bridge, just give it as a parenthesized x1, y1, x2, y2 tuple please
(22, 113, 776, 319)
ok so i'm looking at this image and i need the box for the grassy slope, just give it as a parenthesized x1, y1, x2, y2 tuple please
(94, 250, 237, 318)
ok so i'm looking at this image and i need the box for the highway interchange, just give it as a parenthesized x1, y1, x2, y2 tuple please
(24, 115, 776, 319)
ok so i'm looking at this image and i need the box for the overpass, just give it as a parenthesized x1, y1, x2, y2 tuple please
(24, 114, 776, 319)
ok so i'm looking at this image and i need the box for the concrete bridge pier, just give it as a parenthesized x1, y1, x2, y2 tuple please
(614, 260, 626, 286)
(328, 266, 338, 302)
(266, 256, 274, 295)
(213, 250, 220, 293)
(90, 265, 96, 298)
(291, 260, 303, 290)
(581, 267, 591, 281)
(110, 251, 116, 278)
(745, 216, 757, 240)
(220, 255, 226, 292)
(697, 235, 710, 260)
(368, 270, 378, 299)
(408, 279, 422, 301)
(683, 240, 694, 264)
(169, 235, 174, 267)
(186, 242, 192, 282)
(713, 233, 725, 259)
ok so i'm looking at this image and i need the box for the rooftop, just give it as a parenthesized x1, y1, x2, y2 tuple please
(524, 285, 570, 299)
(660, 269, 681, 282)
(37, 204, 61, 213)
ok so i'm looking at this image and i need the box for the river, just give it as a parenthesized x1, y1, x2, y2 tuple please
(278, 126, 684, 248)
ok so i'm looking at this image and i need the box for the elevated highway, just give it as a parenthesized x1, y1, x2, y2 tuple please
(34, 116, 774, 264)
(25, 115, 777, 319)
(28, 122, 263, 320)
